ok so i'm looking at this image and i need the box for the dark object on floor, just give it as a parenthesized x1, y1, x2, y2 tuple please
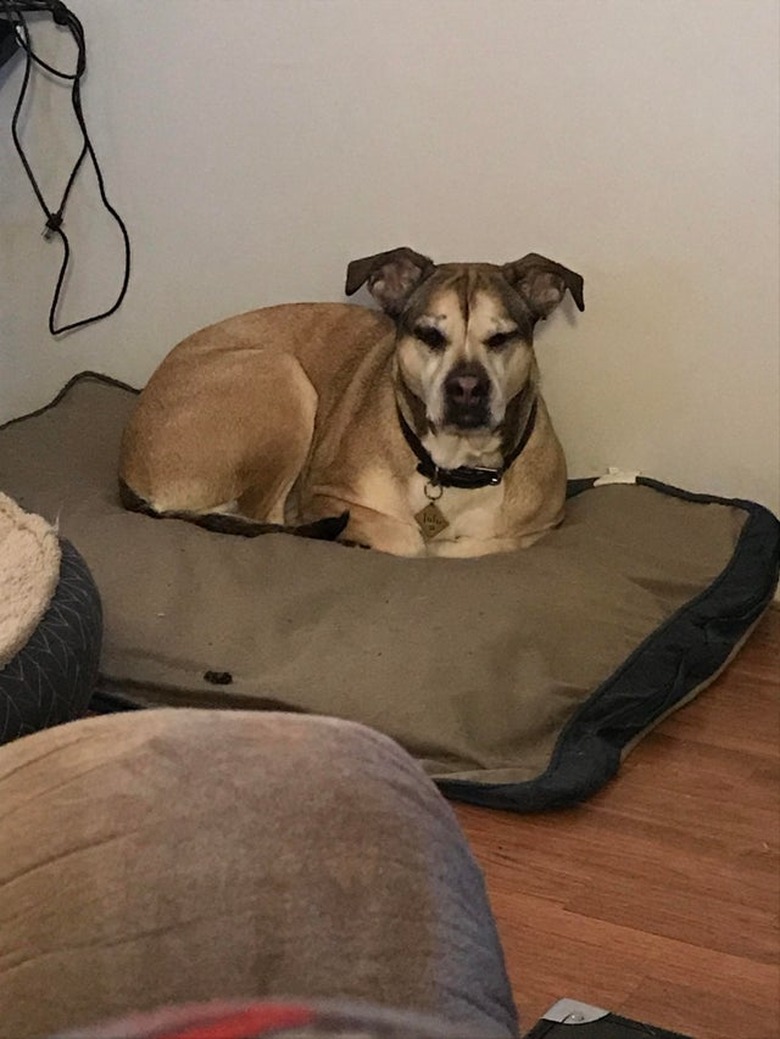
(0, 373, 777, 809)
(204, 670, 233, 685)
(525, 999, 692, 1037)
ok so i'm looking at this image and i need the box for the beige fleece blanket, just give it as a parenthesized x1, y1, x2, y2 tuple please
(0, 492, 61, 669)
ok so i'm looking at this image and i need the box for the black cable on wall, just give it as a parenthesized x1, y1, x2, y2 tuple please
(1, 0, 131, 336)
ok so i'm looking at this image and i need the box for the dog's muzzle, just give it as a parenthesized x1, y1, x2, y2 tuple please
(443, 362, 491, 429)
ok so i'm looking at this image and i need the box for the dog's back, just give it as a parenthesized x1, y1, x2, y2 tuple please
(119, 302, 393, 522)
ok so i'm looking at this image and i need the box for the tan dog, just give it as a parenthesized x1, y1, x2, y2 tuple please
(119, 249, 584, 557)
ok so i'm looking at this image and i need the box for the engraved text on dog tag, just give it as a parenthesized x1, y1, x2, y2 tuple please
(415, 501, 449, 540)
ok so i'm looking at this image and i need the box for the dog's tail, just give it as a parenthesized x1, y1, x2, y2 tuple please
(118, 478, 349, 542)
(187, 510, 350, 541)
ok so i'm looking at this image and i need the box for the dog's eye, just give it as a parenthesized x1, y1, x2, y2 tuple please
(414, 326, 447, 351)
(485, 331, 515, 350)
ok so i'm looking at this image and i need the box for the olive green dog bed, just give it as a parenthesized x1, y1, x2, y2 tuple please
(0, 373, 777, 810)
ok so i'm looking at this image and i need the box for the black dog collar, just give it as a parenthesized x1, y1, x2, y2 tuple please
(397, 396, 538, 490)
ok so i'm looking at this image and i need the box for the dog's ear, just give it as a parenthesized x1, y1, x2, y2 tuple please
(345, 247, 434, 315)
(501, 254, 585, 321)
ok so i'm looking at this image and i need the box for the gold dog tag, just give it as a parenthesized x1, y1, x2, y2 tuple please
(415, 501, 449, 540)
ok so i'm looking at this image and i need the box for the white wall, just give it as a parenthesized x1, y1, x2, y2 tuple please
(1, 0, 778, 514)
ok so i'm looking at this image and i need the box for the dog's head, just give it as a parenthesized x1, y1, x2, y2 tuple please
(345, 248, 584, 435)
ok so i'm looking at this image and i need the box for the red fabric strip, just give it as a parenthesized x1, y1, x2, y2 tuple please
(163, 1004, 315, 1039)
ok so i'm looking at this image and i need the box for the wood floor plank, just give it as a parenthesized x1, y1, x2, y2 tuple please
(616, 976, 778, 1039)
(637, 941, 778, 1014)
(454, 606, 780, 1039)
(566, 867, 777, 962)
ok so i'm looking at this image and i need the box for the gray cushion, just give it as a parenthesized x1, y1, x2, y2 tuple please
(0, 709, 517, 1038)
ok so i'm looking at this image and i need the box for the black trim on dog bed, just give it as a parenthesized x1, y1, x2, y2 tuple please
(0, 539, 103, 744)
(0, 372, 140, 435)
(439, 481, 779, 811)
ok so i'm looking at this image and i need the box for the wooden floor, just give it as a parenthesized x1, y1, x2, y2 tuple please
(453, 605, 780, 1039)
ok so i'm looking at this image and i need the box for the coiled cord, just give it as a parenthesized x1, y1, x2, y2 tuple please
(1, 0, 131, 335)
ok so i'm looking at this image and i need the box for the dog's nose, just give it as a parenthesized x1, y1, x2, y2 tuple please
(444, 370, 490, 407)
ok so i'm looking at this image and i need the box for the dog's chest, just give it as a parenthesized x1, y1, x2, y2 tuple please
(406, 472, 506, 544)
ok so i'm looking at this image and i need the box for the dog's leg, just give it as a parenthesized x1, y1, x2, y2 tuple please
(428, 530, 551, 557)
(120, 353, 319, 526)
(177, 509, 349, 541)
(119, 478, 349, 541)
(334, 503, 426, 557)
